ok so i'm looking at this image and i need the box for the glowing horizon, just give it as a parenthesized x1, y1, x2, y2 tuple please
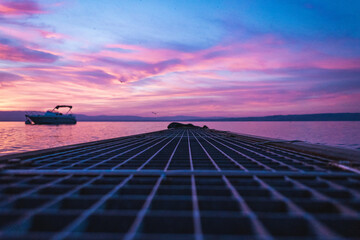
(0, 0, 359, 117)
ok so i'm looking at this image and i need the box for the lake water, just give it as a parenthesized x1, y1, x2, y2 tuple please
(0, 121, 359, 156)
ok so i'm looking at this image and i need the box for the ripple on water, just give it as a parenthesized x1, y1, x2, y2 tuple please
(0, 121, 359, 155)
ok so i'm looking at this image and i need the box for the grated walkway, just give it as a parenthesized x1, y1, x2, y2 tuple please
(0, 129, 359, 239)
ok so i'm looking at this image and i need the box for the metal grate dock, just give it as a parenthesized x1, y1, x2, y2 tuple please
(0, 129, 359, 239)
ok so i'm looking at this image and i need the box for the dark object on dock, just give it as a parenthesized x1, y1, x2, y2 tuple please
(168, 122, 208, 129)
(0, 128, 359, 239)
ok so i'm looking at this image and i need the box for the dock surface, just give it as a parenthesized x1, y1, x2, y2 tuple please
(0, 128, 359, 239)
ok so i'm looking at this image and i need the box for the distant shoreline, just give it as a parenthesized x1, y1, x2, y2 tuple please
(1, 120, 360, 122)
(0, 112, 359, 122)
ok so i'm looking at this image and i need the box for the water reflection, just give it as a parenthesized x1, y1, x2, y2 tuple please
(0, 122, 169, 156)
(0, 121, 359, 156)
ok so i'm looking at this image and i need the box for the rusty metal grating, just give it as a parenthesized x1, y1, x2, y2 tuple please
(0, 129, 359, 239)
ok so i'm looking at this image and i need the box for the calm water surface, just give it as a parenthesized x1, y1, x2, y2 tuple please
(0, 121, 359, 156)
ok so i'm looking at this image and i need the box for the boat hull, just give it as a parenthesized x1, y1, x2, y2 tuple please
(26, 115, 77, 124)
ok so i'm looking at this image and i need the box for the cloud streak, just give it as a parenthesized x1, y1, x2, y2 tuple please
(0, 42, 59, 63)
(0, 0, 44, 16)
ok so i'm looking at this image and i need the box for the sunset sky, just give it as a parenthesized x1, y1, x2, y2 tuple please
(0, 0, 359, 117)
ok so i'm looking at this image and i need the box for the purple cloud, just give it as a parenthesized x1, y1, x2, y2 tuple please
(96, 57, 182, 82)
(0, 71, 23, 82)
(74, 70, 116, 84)
(98, 57, 181, 73)
(0, 40, 59, 63)
(0, 0, 44, 15)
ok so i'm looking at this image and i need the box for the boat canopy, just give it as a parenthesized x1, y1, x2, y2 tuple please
(54, 105, 72, 109)
(51, 105, 73, 114)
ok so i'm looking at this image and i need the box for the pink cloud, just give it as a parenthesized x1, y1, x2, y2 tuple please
(314, 58, 360, 69)
(0, 25, 68, 45)
(100, 35, 360, 84)
(37, 29, 68, 41)
(104, 44, 188, 62)
(23, 34, 358, 91)
(0, 0, 44, 15)
(1, 31, 359, 116)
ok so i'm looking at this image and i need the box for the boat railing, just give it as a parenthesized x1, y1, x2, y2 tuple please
(25, 111, 44, 116)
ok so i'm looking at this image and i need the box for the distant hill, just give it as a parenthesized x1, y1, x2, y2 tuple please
(75, 114, 203, 121)
(0, 111, 29, 121)
(0, 111, 359, 121)
(213, 113, 360, 121)
(0, 111, 204, 122)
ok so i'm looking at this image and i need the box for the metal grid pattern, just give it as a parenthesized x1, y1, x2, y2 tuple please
(5, 129, 349, 172)
(0, 129, 359, 239)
